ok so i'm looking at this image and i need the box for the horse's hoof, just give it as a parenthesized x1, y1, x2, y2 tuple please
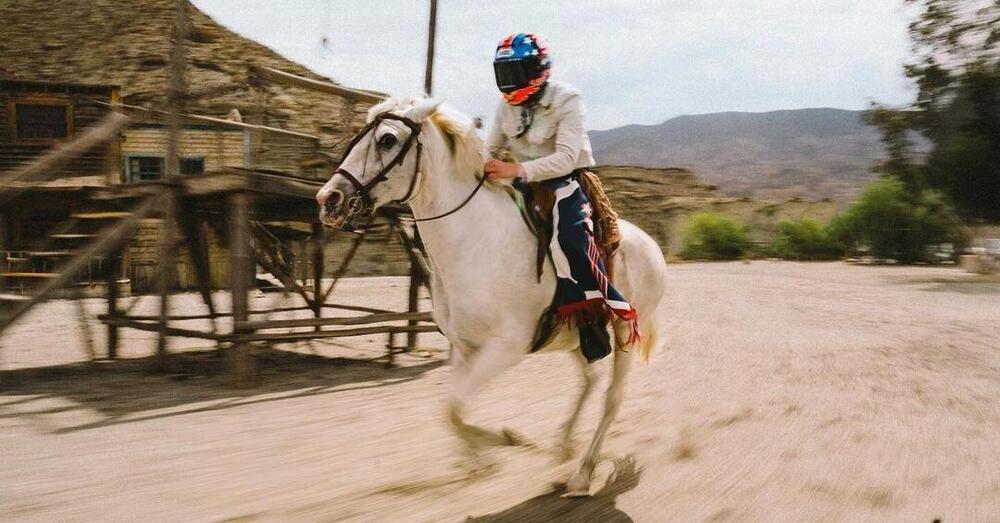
(561, 488, 591, 498)
(563, 471, 591, 497)
(502, 428, 533, 447)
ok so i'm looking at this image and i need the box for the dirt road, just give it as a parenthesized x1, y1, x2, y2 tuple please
(2, 262, 999, 522)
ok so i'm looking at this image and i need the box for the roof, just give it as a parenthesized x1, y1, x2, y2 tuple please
(97, 101, 320, 141)
(0, 78, 120, 92)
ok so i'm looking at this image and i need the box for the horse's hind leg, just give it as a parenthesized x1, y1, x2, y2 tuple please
(564, 323, 633, 497)
(558, 350, 597, 462)
(447, 342, 530, 459)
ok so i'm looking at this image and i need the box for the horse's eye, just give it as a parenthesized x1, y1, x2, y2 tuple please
(377, 134, 398, 150)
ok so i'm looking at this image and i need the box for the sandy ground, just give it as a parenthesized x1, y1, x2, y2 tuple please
(1, 262, 999, 522)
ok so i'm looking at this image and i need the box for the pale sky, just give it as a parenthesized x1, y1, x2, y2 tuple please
(191, 0, 915, 130)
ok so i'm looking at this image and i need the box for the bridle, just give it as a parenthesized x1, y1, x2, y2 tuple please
(331, 111, 486, 227)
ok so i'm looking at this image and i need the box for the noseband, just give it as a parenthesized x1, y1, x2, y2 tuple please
(331, 111, 486, 225)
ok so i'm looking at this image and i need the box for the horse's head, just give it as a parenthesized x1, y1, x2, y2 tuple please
(317, 98, 442, 230)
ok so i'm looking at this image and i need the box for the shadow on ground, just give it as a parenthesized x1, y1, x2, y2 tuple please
(466, 456, 641, 523)
(0, 347, 443, 433)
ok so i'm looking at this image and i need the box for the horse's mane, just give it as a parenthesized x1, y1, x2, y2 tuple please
(368, 98, 486, 178)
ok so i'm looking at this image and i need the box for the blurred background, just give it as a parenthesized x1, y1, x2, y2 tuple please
(0, 1, 997, 521)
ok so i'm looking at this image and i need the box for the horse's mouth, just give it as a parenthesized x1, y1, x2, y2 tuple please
(319, 197, 373, 232)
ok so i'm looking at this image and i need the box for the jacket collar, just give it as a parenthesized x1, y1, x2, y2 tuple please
(536, 82, 555, 109)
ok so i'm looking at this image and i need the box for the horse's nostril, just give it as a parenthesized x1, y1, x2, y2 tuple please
(324, 190, 344, 212)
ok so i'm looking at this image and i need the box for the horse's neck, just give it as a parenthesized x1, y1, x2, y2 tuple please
(410, 146, 534, 286)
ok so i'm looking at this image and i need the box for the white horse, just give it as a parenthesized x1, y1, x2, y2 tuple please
(317, 98, 668, 496)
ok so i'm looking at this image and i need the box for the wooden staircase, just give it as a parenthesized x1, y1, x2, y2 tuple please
(0, 198, 159, 332)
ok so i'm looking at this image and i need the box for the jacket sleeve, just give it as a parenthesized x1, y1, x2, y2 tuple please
(520, 92, 587, 182)
(485, 103, 508, 160)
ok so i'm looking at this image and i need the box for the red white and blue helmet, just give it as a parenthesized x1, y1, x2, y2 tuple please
(493, 33, 551, 106)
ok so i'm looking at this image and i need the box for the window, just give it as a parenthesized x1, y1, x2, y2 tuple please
(180, 157, 205, 176)
(125, 156, 205, 182)
(127, 156, 164, 182)
(14, 103, 70, 140)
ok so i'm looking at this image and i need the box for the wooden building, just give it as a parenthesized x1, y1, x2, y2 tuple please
(0, 78, 332, 294)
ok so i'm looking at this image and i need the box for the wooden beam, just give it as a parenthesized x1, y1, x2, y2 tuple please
(228, 191, 256, 387)
(250, 65, 386, 103)
(103, 317, 223, 341)
(105, 248, 122, 359)
(311, 223, 325, 328)
(424, 0, 438, 96)
(238, 324, 439, 343)
(237, 311, 433, 331)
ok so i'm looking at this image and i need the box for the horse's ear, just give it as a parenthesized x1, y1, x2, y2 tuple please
(404, 99, 443, 123)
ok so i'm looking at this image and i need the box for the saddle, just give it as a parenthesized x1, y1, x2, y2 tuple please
(516, 169, 621, 282)
(510, 169, 623, 353)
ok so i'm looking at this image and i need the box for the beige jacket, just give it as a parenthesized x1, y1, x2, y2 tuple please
(486, 80, 596, 182)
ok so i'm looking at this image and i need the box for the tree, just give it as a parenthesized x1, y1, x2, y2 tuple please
(829, 177, 962, 263)
(866, 0, 1000, 220)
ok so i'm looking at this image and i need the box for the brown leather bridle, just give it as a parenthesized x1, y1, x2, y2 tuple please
(330, 111, 486, 229)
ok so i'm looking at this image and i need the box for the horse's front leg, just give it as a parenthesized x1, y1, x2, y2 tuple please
(558, 349, 597, 462)
(447, 340, 531, 465)
(564, 322, 634, 497)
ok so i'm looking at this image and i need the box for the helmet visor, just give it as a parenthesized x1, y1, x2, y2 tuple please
(494, 59, 537, 93)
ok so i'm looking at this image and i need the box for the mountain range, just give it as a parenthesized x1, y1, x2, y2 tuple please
(590, 108, 893, 200)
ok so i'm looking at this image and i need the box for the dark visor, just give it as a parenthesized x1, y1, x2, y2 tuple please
(494, 58, 538, 92)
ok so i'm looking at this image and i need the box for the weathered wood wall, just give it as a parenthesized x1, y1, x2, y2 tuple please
(0, 81, 117, 178)
(252, 130, 320, 178)
(121, 125, 245, 175)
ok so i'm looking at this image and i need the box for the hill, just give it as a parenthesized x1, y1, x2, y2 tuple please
(0, 0, 377, 148)
(590, 108, 890, 200)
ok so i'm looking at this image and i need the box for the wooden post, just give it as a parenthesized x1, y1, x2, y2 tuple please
(105, 248, 121, 359)
(228, 191, 255, 387)
(311, 222, 324, 330)
(424, 0, 438, 96)
(406, 258, 421, 352)
(154, 192, 177, 370)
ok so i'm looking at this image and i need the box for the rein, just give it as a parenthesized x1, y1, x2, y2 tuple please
(332, 111, 486, 225)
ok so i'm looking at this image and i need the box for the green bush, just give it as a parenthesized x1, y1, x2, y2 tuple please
(681, 212, 750, 260)
(827, 176, 962, 263)
(770, 219, 844, 260)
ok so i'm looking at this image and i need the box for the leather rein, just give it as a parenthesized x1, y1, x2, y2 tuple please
(333, 112, 486, 225)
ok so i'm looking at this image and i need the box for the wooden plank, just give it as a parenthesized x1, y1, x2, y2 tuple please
(239, 324, 440, 343)
(103, 317, 222, 340)
(250, 65, 386, 103)
(71, 212, 133, 219)
(237, 311, 433, 331)
(0, 272, 59, 278)
(50, 234, 96, 239)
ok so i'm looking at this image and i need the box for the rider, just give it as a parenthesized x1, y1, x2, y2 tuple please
(484, 33, 638, 362)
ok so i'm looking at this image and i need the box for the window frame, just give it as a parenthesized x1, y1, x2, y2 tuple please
(123, 154, 206, 183)
(9, 97, 74, 144)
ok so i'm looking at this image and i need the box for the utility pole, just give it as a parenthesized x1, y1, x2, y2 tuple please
(423, 0, 438, 96)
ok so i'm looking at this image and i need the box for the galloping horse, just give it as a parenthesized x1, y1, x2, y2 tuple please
(317, 98, 669, 496)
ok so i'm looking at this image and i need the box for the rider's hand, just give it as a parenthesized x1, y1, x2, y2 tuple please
(484, 159, 524, 180)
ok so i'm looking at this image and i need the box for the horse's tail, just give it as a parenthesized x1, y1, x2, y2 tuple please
(636, 315, 662, 364)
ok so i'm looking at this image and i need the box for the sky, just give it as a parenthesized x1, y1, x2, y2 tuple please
(191, 0, 916, 131)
